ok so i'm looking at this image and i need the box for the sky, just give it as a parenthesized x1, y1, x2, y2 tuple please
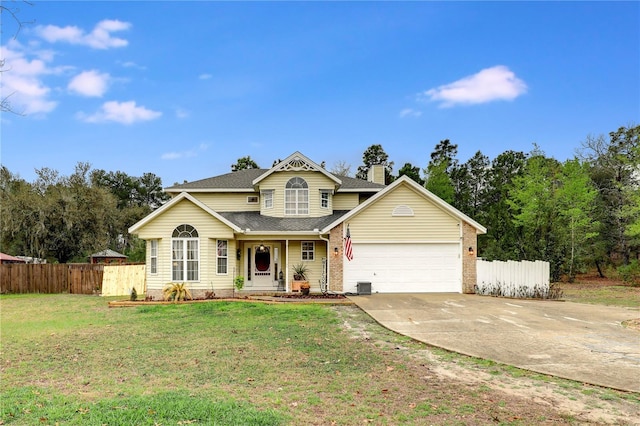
(1, 1, 638, 188)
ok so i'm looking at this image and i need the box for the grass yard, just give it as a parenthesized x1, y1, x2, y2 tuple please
(558, 273, 640, 308)
(1, 294, 638, 425)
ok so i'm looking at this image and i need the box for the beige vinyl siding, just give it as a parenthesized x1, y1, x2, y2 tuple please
(259, 171, 337, 218)
(347, 184, 459, 242)
(286, 240, 327, 291)
(333, 193, 359, 210)
(191, 193, 261, 212)
(136, 199, 237, 291)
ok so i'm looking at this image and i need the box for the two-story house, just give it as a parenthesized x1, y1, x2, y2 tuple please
(128, 152, 486, 299)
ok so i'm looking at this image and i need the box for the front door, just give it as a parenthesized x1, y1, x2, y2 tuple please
(252, 244, 273, 288)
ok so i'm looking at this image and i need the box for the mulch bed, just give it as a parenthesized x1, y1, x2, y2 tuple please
(271, 293, 346, 299)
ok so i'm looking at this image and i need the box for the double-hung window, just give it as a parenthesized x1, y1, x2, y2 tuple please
(149, 240, 158, 274)
(217, 240, 228, 274)
(301, 241, 315, 261)
(320, 190, 330, 209)
(285, 177, 309, 215)
(172, 224, 199, 281)
(262, 190, 274, 209)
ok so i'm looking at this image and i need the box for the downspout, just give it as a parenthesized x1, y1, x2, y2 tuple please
(318, 233, 330, 292)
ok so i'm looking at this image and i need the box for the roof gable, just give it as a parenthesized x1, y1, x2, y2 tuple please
(128, 192, 242, 234)
(321, 175, 487, 234)
(253, 151, 342, 187)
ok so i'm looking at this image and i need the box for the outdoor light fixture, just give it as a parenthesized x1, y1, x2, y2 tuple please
(259, 243, 265, 252)
(333, 247, 339, 256)
(468, 247, 475, 256)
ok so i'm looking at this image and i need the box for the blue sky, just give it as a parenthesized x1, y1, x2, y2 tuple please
(1, 1, 638, 187)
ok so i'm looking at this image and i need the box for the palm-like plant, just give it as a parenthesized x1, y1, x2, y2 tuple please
(162, 282, 193, 301)
(292, 263, 309, 280)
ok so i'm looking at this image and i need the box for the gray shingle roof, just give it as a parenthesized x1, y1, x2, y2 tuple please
(90, 249, 127, 258)
(165, 169, 385, 192)
(219, 211, 351, 232)
(165, 169, 267, 191)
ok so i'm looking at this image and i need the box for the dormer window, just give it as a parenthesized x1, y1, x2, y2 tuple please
(285, 177, 309, 215)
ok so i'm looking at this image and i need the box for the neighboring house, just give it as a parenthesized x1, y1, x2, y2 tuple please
(89, 249, 128, 264)
(129, 152, 486, 299)
(0, 252, 26, 264)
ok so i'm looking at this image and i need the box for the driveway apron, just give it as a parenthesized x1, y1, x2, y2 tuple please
(349, 294, 640, 393)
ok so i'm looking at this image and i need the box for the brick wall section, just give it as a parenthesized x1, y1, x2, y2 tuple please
(462, 221, 478, 293)
(328, 223, 344, 292)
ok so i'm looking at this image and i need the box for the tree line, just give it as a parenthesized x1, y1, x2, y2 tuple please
(0, 164, 169, 263)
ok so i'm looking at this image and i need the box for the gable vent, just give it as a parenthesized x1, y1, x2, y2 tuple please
(279, 156, 314, 171)
(392, 205, 414, 216)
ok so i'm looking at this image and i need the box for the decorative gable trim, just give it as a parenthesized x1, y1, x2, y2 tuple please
(128, 192, 243, 234)
(321, 175, 487, 234)
(252, 151, 342, 187)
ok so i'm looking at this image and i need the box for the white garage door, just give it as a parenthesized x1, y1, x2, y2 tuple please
(343, 243, 461, 293)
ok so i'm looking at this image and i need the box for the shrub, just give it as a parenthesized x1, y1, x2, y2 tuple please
(617, 260, 640, 286)
(130, 287, 138, 301)
(162, 282, 193, 301)
(234, 276, 244, 291)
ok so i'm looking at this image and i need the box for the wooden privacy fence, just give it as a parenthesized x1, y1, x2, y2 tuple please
(0, 263, 145, 295)
(476, 259, 551, 298)
(101, 264, 146, 296)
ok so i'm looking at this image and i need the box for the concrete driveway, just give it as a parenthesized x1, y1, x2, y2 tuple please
(348, 293, 640, 392)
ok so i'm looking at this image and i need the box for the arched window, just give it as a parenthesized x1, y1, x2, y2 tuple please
(172, 224, 199, 281)
(285, 177, 309, 215)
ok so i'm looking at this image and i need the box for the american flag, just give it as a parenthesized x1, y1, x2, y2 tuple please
(344, 225, 353, 261)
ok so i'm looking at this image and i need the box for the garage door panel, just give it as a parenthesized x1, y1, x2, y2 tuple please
(343, 243, 461, 293)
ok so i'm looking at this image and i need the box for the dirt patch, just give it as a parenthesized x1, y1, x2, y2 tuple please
(335, 305, 640, 425)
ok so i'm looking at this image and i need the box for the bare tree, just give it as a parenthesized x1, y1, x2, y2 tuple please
(330, 160, 352, 177)
(1, 1, 34, 114)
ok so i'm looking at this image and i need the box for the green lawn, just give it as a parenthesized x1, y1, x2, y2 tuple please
(0, 294, 633, 425)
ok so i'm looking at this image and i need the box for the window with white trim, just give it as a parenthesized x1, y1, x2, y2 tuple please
(262, 190, 274, 209)
(285, 177, 309, 215)
(217, 240, 228, 274)
(301, 241, 315, 261)
(149, 240, 158, 274)
(320, 190, 330, 209)
(172, 224, 199, 281)
(247, 196, 258, 204)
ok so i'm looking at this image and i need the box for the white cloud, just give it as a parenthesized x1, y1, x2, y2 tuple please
(199, 73, 213, 80)
(79, 100, 162, 124)
(399, 108, 422, 118)
(118, 60, 146, 70)
(420, 65, 527, 108)
(0, 41, 59, 114)
(36, 19, 131, 49)
(68, 70, 110, 97)
(161, 143, 208, 160)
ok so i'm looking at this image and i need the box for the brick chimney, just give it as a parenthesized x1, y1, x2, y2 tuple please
(367, 164, 385, 185)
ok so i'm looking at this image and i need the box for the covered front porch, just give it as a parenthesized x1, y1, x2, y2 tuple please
(234, 238, 329, 293)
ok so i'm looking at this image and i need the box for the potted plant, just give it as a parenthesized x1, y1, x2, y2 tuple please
(299, 281, 311, 296)
(291, 263, 309, 292)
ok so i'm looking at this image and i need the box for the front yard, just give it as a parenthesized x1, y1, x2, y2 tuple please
(1, 291, 638, 425)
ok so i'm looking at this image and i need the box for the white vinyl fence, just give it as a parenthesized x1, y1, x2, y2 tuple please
(476, 260, 551, 298)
